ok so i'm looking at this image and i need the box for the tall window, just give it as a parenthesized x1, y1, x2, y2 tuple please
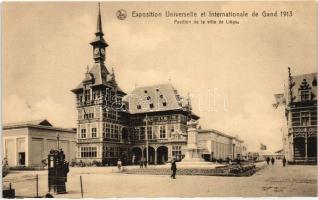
(91, 128, 97, 138)
(311, 111, 317, 125)
(103, 123, 111, 138)
(159, 126, 166, 138)
(147, 126, 152, 140)
(140, 127, 145, 140)
(292, 112, 300, 127)
(114, 125, 119, 139)
(301, 112, 310, 126)
(172, 145, 182, 159)
(85, 89, 91, 102)
(81, 129, 86, 138)
(110, 124, 115, 138)
(77, 94, 83, 104)
(133, 128, 139, 140)
(300, 90, 310, 101)
(93, 91, 100, 100)
(80, 147, 97, 158)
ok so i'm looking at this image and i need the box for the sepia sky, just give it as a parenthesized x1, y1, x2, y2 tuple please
(2, 1, 317, 152)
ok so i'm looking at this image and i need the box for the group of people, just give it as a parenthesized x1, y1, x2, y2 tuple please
(120, 157, 177, 179)
(266, 156, 287, 167)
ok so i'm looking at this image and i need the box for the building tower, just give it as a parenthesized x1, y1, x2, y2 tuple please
(71, 4, 130, 166)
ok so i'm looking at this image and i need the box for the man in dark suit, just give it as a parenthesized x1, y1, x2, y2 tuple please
(171, 158, 177, 179)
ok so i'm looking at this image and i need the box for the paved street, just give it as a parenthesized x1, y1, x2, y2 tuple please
(3, 161, 317, 197)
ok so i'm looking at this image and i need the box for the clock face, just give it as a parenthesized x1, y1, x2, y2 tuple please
(94, 48, 99, 55)
(101, 48, 105, 55)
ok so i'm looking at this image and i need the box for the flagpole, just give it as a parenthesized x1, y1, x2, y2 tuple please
(146, 114, 149, 163)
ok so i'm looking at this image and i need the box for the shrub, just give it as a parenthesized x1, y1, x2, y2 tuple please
(92, 160, 102, 167)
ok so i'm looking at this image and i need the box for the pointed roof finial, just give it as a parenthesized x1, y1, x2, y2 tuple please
(111, 67, 116, 81)
(96, 2, 103, 35)
(187, 92, 192, 111)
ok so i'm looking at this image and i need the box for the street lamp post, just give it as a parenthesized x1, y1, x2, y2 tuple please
(145, 114, 149, 164)
(57, 133, 60, 150)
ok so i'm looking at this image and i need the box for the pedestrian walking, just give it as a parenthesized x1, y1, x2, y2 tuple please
(170, 158, 177, 179)
(140, 158, 144, 168)
(117, 159, 122, 171)
(271, 157, 275, 165)
(282, 156, 287, 167)
(144, 159, 148, 168)
(266, 157, 270, 165)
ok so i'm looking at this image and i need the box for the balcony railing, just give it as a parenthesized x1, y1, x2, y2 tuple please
(289, 125, 317, 137)
(290, 125, 317, 133)
(77, 99, 104, 106)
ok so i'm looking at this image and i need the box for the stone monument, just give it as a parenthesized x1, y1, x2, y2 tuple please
(179, 119, 212, 166)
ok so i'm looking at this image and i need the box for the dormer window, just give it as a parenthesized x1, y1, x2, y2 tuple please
(163, 102, 167, 106)
(147, 96, 151, 100)
(144, 90, 148, 94)
(299, 79, 311, 102)
(300, 90, 310, 101)
(156, 88, 160, 92)
(159, 94, 164, 99)
(137, 105, 141, 109)
(149, 103, 154, 109)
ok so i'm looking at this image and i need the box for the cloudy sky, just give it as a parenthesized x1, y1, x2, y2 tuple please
(2, 1, 316, 152)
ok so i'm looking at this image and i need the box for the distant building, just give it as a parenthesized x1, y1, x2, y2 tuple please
(197, 129, 244, 161)
(2, 119, 76, 167)
(276, 68, 317, 164)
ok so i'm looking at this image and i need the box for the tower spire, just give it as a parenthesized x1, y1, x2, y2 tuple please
(96, 2, 103, 36)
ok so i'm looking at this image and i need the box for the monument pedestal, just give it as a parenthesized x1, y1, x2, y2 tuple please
(179, 120, 215, 166)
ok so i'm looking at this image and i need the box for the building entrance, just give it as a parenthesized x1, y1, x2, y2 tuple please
(294, 137, 305, 159)
(307, 137, 317, 158)
(131, 147, 142, 164)
(157, 146, 168, 164)
(18, 152, 25, 166)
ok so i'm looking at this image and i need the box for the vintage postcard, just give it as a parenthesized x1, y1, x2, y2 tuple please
(1, 1, 317, 198)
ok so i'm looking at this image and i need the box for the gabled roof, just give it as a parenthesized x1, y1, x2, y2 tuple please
(126, 83, 186, 114)
(291, 73, 317, 102)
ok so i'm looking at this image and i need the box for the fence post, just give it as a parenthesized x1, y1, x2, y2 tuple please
(36, 174, 39, 198)
(80, 176, 83, 198)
